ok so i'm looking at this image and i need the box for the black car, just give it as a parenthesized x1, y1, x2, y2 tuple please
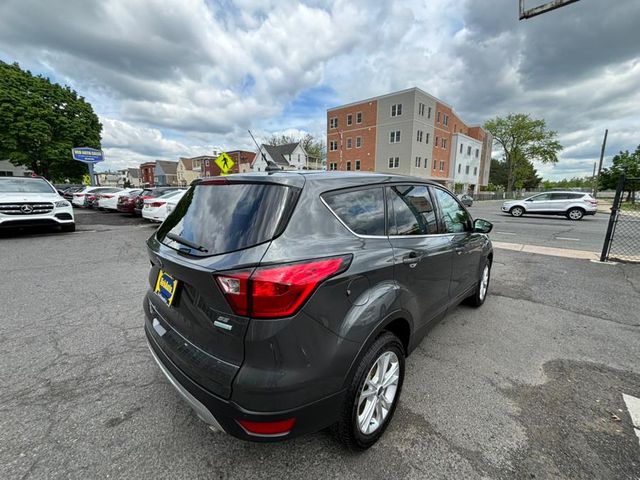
(134, 187, 181, 216)
(144, 172, 493, 449)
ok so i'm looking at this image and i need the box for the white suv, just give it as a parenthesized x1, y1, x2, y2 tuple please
(0, 176, 75, 232)
(502, 191, 597, 220)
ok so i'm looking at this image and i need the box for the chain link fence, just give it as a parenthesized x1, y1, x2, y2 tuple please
(601, 176, 640, 263)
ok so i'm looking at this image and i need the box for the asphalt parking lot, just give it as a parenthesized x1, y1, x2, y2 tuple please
(2, 208, 640, 479)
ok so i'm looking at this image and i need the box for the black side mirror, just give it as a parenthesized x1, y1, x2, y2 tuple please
(473, 218, 493, 234)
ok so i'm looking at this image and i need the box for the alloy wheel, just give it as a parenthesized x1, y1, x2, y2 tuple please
(479, 265, 490, 301)
(357, 351, 400, 435)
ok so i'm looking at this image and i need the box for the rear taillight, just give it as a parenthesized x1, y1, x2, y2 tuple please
(215, 256, 350, 319)
(75, 193, 85, 197)
(586, 198, 598, 205)
(103, 195, 113, 199)
(150, 201, 166, 207)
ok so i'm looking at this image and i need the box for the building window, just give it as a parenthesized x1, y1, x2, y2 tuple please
(390, 130, 401, 143)
(442, 138, 447, 149)
(454, 124, 457, 132)
(425, 132, 429, 144)
(474, 166, 478, 176)
(467, 146, 471, 155)
(440, 161, 445, 172)
(329, 162, 337, 171)
(435, 136, 438, 147)
(355, 160, 361, 170)
(346, 138, 352, 149)
(347, 114, 353, 126)
(428, 106, 432, 118)
(460, 143, 463, 154)
(356, 136, 362, 148)
(475, 148, 479, 158)
(458, 164, 461, 173)
(391, 104, 402, 117)
(418, 103, 425, 116)
(330, 117, 338, 129)
(465, 165, 470, 175)
(346, 161, 352, 171)
(356, 112, 362, 123)
(388, 157, 400, 169)
(329, 140, 338, 151)
(444, 114, 448, 126)
(433, 159, 437, 170)
(437, 111, 441, 123)
(416, 130, 423, 142)
(415, 156, 421, 167)
(425, 158, 428, 168)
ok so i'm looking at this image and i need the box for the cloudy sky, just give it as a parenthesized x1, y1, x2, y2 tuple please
(0, 0, 638, 179)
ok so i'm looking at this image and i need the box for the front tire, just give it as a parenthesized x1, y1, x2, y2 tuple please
(333, 333, 405, 450)
(566, 207, 584, 220)
(466, 260, 491, 307)
(510, 206, 524, 217)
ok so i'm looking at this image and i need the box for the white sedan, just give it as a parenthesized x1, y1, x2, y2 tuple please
(97, 188, 141, 211)
(142, 189, 186, 222)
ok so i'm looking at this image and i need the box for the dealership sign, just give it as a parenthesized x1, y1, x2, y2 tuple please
(71, 147, 104, 163)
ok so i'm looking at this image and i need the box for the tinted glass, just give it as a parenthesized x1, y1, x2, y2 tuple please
(386, 185, 438, 235)
(158, 183, 298, 256)
(551, 193, 571, 200)
(571, 193, 586, 199)
(323, 188, 385, 236)
(530, 193, 551, 201)
(432, 187, 470, 233)
(0, 178, 56, 193)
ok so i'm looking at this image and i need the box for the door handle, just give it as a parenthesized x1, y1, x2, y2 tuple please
(402, 252, 423, 265)
(454, 247, 465, 255)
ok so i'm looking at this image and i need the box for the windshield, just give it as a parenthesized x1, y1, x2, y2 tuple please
(157, 182, 299, 256)
(0, 178, 56, 194)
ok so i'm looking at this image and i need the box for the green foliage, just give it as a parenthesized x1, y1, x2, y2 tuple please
(543, 176, 593, 189)
(599, 145, 640, 191)
(489, 157, 542, 190)
(453, 182, 464, 193)
(0, 61, 102, 182)
(484, 113, 562, 192)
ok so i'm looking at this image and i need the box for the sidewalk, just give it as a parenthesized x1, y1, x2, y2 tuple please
(493, 241, 600, 261)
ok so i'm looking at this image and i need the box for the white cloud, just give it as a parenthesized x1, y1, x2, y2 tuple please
(0, 0, 638, 178)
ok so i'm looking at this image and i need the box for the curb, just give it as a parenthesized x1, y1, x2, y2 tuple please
(492, 241, 600, 261)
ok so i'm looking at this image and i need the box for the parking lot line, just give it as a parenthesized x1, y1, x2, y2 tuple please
(555, 237, 580, 241)
(623, 393, 640, 447)
(494, 231, 516, 235)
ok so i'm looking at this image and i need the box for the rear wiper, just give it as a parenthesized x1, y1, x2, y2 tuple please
(166, 232, 209, 253)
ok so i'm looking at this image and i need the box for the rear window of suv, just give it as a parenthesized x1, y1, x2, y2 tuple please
(157, 182, 299, 256)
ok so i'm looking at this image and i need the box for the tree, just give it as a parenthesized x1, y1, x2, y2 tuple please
(489, 157, 542, 190)
(484, 113, 562, 192)
(265, 132, 325, 164)
(0, 61, 102, 182)
(599, 145, 640, 200)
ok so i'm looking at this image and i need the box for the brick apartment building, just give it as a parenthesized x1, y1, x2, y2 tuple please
(139, 162, 155, 187)
(326, 87, 492, 192)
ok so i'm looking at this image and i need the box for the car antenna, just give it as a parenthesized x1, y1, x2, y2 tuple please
(248, 129, 282, 173)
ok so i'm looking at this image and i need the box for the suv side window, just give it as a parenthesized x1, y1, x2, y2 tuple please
(530, 193, 551, 201)
(386, 185, 438, 235)
(323, 187, 385, 236)
(551, 193, 571, 200)
(432, 187, 470, 233)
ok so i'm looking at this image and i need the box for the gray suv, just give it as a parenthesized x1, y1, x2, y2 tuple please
(502, 191, 598, 220)
(144, 172, 493, 449)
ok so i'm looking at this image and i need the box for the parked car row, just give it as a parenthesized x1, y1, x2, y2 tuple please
(61, 185, 187, 223)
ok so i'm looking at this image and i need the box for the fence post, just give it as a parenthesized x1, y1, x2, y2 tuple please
(600, 174, 625, 262)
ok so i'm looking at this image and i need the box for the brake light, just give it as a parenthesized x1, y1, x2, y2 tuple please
(150, 201, 166, 208)
(75, 193, 85, 197)
(237, 418, 296, 436)
(215, 256, 350, 319)
(103, 195, 113, 199)
(201, 178, 230, 185)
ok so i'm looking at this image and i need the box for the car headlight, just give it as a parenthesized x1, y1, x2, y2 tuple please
(55, 200, 71, 208)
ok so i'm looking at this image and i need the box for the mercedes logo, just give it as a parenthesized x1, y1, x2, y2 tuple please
(20, 204, 34, 214)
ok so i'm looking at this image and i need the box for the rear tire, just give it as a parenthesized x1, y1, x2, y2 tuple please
(465, 260, 491, 307)
(333, 332, 405, 450)
(61, 223, 76, 233)
(566, 207, 584, 220)
(510, 206, 524, 217)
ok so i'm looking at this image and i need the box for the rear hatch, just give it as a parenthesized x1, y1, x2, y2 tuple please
(146, 176, 302, 398)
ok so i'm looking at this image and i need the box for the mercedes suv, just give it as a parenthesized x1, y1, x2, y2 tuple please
(144, 172, 493, 449)
(0, 176, 75, 232)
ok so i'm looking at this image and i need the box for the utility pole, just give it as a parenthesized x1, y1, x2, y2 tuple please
(591, 161, 597, 194)
(593, 129, 608, 198)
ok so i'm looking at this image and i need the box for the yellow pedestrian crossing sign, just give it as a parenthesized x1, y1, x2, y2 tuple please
(215, 152, 234, 175)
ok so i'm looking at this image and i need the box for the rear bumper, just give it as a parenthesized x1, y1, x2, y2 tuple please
(117, 204, 135, 213)
(145, 323, 346, 442)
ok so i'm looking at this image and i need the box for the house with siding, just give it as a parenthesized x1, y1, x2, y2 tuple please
(154, 160, 178, 186)
(251, 143, 312, 172)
